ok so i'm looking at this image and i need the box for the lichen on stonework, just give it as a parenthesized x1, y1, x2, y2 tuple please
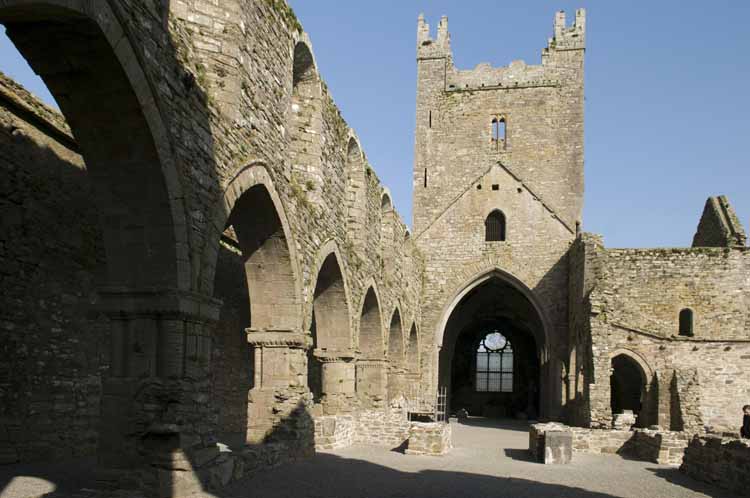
(264, 0, 302, 33)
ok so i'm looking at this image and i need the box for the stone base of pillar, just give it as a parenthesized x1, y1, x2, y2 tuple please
(356, 359, 388, 409)
(315, 350, 358, 415)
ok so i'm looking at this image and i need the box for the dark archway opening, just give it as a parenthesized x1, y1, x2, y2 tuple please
(440, 275, 546, 420)
(309, 252, 350, 405)
(213, 184, 298, 444)
(451, 319, 539, 419)
(610, 354, 644, 419)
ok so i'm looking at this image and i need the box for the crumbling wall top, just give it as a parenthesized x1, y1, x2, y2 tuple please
(692, 195, 747, 248)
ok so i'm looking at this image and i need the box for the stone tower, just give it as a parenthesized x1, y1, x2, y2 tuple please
(413, 10, 587, 419)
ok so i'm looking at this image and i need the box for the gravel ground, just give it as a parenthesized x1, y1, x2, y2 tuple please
(1, 418, 733, 498)
(219, 418, 731, 498)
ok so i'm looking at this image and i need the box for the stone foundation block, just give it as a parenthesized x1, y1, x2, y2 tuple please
(405, 422, 451, 456)
(529, 422, 573, 464)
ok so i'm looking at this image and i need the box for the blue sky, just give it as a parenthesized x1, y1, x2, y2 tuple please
(2, 1, 748, 248)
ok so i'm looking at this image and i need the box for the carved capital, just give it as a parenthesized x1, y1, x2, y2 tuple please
(96, 287, 221, 323)
(245, 328, 311, 348)
(313, 349, 357, 363)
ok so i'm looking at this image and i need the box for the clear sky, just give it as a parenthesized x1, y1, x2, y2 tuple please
(2, 1, 748, 248)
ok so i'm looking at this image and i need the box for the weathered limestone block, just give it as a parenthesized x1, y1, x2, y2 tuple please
(356, 359, 388, 409)
(314, 415, 355, 451)
(529, 423, 573, 464)
(316, 351, 357, 415)
(612, 410, 636, 430)
(405, 422, 451, 456)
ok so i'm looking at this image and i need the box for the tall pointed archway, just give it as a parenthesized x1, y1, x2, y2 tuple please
(438, 271, 551, 419)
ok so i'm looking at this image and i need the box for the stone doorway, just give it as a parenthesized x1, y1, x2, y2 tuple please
(438, 273, 550, 420)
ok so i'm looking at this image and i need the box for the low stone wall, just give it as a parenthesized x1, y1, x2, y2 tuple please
(629, 430, 689, 466)
(314, 405, 411, 451)
(314, 415, 356, 451)
(680, 435, 750, 496)
(531, 424, 690, 466)
(570, 427, 632, 455)
(405, 422, 451, 456)
(354, 407, 411, 448)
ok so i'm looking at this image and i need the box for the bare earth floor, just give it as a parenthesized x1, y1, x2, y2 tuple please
(0, 419, 734, 498)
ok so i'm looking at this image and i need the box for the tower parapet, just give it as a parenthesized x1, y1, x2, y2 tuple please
(417, 14, 452, 60)
(549, 9, 586, 51)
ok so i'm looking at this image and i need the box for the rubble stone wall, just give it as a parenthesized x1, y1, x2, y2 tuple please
(0, 72, 108, 464)
(681, 435, 750, 496)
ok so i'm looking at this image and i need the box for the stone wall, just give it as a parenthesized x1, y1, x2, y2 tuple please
(568, 234, 750, 431)
(413, 10, 585, 420)
(0, 72, 108, 464)
(0, 2, 425, 488)
(314, 405, 411, 451)
(681, 435, 750, 496)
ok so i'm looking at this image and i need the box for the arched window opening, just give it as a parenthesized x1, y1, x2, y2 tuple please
(485, 210, 506, 241)
(491, 117, 506, 145)
(679, 308, 694, 337)
(292, 42, 316, 89)
(476, 331, 513, 392)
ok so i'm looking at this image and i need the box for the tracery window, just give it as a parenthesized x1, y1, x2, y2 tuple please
(476, 331, 513, 392)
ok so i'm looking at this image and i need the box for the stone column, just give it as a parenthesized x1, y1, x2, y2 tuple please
(355, 358, 388, 409)
(387, 363, 408, 403)
(96, 287, 221, 496)
(245, 328, 313, 454)
(314, 350, 357, 415)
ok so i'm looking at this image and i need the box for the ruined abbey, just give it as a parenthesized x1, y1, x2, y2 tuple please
(1, 2, 748, 497)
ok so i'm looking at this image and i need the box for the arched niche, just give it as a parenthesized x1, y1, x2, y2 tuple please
(312, 250, 351, 351)
(358, 286, 384, 358)
(388, 307, 404, 366)
(345, 136, 367, 248)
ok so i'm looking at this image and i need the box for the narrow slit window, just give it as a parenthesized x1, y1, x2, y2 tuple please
(485, 210, 506, 241)
(429, 111, 432, 128)
(679, 308, 694, 337)
(423, 168, 427, 188)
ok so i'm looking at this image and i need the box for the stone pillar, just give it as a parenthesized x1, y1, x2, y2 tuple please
(315, 350, 357, 415)
(388, 364, 408, 403)
(97, 288, 221, 496)
(355, 358, 388, 409)
(245, 329, 313, 453)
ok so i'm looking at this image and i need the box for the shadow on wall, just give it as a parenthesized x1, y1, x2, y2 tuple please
(0, 400, 316, 497)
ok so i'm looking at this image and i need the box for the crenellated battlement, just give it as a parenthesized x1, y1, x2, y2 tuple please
(548, 8, 586, 51)
(417, 14, 452, 60)
(417, 9, 585, 94)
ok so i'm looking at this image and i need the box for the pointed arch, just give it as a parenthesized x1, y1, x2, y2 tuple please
(436, 267, 551, 358)
(609, 348, 653, 383)
(311, 242, 352, 351)
(0, 0, 188, 290)
(387, 306, 404, 365)
(289, 36, 324, 198)
(292, 39, 318, 89)
(358, 284, 384, 358)
(202, 163, 302, 330)
(345, 135, 367, 248)
(406, 322, 420, 374)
